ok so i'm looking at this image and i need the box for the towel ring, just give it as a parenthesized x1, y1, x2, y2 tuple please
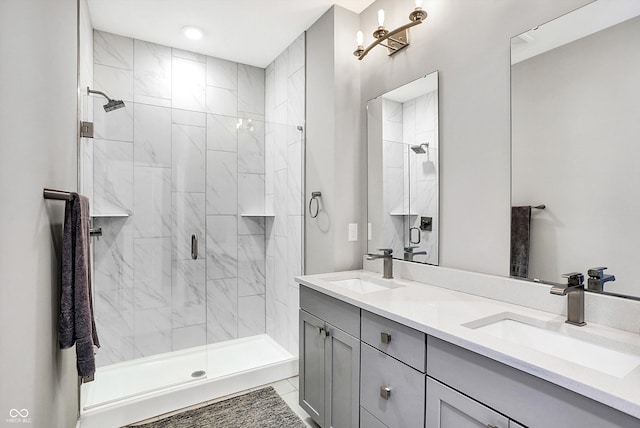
(309, 191, 322, 218)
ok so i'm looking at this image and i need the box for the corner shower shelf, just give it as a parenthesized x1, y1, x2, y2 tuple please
(240, 213, 275, 217)
(389, 212, 418, 216)
(90, 212, 130, 218)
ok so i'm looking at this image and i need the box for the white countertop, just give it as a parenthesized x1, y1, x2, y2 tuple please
(296, 269, 640, 419)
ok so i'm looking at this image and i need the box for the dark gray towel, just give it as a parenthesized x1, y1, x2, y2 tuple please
(510, 206, 531, 278)
(59, 193, 100, 379)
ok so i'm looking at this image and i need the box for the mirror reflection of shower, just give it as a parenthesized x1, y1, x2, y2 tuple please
(87, 86, 125, 112)
(411, 142, 429, 154)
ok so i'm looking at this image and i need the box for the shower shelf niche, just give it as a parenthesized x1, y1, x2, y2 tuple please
(240, 213, 275, 217)
(389, 212, 418, 216)
(90, 212, 130, 218)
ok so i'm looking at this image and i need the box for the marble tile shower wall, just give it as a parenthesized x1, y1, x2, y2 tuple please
(86, 30, 297, 367)
(264, 33, 305, 357)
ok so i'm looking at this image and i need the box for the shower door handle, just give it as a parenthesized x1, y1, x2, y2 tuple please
(191, 234, 198, 260)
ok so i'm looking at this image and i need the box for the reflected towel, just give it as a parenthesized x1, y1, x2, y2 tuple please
(510, 206, 531, 278)
(59, 193, 100, 379)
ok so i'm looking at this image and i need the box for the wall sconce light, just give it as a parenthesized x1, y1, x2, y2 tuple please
(353, 0, 427, 60)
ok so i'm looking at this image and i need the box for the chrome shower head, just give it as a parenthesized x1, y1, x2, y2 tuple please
(87, 86, 126, 112)
(411, 143, 429, 154)
(103, 99, 125, 112)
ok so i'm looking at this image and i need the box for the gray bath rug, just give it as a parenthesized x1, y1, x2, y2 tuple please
(123, 387, 307, 428)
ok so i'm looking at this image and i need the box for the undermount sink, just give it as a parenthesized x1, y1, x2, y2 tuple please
(327, 276, 405, 294)
(464, 312, 640, 378)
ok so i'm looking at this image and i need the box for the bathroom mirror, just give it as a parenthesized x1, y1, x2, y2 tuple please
(511, 0, 640, 298)
(367, 71, 439, 265)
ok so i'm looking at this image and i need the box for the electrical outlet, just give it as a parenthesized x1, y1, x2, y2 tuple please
(348, 223, 358, 242)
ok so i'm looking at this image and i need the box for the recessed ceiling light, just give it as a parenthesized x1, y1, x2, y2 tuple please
(182, 26, 203, 41)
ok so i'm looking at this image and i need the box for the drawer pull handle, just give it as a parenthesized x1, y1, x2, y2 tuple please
(380, 332, 392, 344)
(316, 326, 324, 336)
(380, 386, 392, 400)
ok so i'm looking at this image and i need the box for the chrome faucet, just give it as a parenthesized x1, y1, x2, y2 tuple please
(587, 267, 616, 292)
(403, 246, 427, 262)
(550, 272, 586, 326)
(367, 249, 393, 279)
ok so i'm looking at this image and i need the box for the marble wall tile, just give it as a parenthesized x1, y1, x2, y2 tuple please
(264, 126, 274, 194)
(173, 324, 206, 352)
(274, 170, 288, 237)
(273, 124, 288, 171)
(173, 109, 206, 127)
(206, 215, 237, 280)
(172, 124, 205, 192)
(93, 97, 134, 142)
(172, 57, 206, 112)
(134, 103, 171, 167)
(238, 216, 265, 236)
(238, 294, 266, 337)
(134, 40, 171, 102)
(94, 288, 134, 366)
(288, 34, 305, 76)
(206, 57, 238, 90)
(81, 138, 93, 209)
(93, 139, 133, 214)
(384, 141, 404, 169)
(267, 297, 288, 352)
(238, 64, 265, 116)
(173, 48, 205, 63)
(238, 173, 265, 214)
(265, 66, 275, 123)
(206, 278, 238, 343)
(287, 142, 302, 215)
(206, 150, 237, 215)
(133, 237, 172, 309)
(94, 30, 133, 70)
(206, 86, 237, 117)
(287, 216, 303, 287)
(274, 50, 288, 107)
(207, 114, 237, 152)
(94, 217, 134, 292)
(172, 192, 205, 261)
(93, 64, 134, 103)
(273, 236, 288, 304)
(403, 101, 417, 147)
(172, 259, 206, 328)
(287, 67, 305, 126)
(238, 234, 266, 297)
(238, 119, 265, 174)
(134, 306, 172, 358)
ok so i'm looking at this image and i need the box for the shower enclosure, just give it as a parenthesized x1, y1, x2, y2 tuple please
(78, 24, 305, 424)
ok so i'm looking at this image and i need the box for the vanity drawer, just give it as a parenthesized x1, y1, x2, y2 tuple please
(362, 310, 426, 372)
(361, 406, 388, 428)
(360, 343, 425, 428)
(300, 285, 360, 338)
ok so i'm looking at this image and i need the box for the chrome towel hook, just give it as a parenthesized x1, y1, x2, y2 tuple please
(309, 191, 322, 218)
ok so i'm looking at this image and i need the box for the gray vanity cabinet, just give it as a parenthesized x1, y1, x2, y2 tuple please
(299, 286, 360, 428)
(426, 377, 510, 428)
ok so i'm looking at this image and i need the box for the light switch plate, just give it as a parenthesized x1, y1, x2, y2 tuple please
(348, 223, 358, 242)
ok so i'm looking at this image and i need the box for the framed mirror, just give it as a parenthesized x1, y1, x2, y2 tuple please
(367, 71, 439, 265)
(510, 0, 640, 298)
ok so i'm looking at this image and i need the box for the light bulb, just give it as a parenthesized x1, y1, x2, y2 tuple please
(182, 26, 203, 41)
(378, 9, 385, 27)
(415, 0, 423, 8)
(356, 31, 363, 46)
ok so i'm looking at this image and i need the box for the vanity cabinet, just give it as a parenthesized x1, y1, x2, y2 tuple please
(299, 287, 360, 428)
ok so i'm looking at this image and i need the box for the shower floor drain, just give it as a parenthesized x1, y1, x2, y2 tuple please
(191, 370, 206, 378)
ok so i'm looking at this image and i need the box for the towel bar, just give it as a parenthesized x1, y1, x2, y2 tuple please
(43, 188, 73, 201)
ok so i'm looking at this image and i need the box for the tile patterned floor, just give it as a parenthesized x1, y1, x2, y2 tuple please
(132, 376, 318, 427)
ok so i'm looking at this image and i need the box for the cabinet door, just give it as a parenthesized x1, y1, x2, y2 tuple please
(426, 377, 509, 428)
(300, 310, 326, 427)
(325, 323, 360, 428)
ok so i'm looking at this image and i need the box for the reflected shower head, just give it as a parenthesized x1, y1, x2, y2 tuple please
(87, 86, 126, 112)
(411, 143, 429, 154)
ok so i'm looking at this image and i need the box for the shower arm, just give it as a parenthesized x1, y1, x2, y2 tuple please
(87, 86, 112, 101)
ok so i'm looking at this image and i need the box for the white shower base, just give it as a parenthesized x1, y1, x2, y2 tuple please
(79, 334, 297, 428)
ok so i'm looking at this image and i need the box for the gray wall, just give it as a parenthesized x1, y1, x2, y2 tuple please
(359, 0, 592, 276)
(0, 0, 79, 426)
(306, 6, 364, 275)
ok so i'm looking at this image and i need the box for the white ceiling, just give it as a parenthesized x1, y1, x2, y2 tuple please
(87, 0, 376, 68)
